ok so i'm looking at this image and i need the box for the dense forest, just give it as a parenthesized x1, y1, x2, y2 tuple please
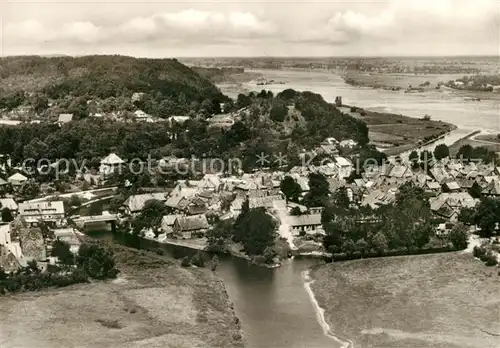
(0, 55, 229, 117)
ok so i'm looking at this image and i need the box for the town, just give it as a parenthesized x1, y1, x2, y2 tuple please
(1, 94, 499, 274)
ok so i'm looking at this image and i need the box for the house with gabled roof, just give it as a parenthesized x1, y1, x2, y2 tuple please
(0, 245, 22, 273)
(99, 153, 125, 176)
(122, 192, 168, 215)
(8, 172, 28, 187)
(173, 214, 209, 239)
(481, 178, 500, 197)
(288, 214, 322, 236)
(0, 198, 18, 215)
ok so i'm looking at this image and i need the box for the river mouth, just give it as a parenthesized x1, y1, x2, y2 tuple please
(88, 230, 344, 348)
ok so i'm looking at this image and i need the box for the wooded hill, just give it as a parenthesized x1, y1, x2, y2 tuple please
(0, 55, 228, 116)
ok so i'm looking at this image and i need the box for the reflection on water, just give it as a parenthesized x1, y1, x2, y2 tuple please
(90, 230, 341, 348)
(217, 257, 340, 348)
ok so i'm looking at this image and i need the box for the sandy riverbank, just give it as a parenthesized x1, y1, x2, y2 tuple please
(0, 244, 245, 348)
(307, 252, 500, 348)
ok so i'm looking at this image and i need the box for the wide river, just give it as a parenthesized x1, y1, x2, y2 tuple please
(221, 69, 500, 133)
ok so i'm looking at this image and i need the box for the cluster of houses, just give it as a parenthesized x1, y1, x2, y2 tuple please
(116, 139, 500, 244)
(0, 198, 81, 273)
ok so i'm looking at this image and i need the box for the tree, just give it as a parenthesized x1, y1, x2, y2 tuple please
(474, 197, 500, 237)
(280, 176, 302, 202)
(33, 95, 49, 114)
(191, 252, 204, 267)
(433, 144, 450, 161)
(19, 180, 40, 200)
(302, 173, 329, 207)
(1, 208, 13, 222)
(88, 201, 104, 216)
(372, 231, 388, 255)
(332, 187, 350, 211)
(448, 223, 469, 250)
(181, 256, 191, 267)
(341, 239, 355, 257)
(138, 199, 165, 235)
(321, 204, 335, 225)
(68, 195, 82, 207)
(263, 246, 276, 264)
(51, 239, 74, 265)
(76, 243, 118, 279)
(270, 102, 287, 122)
(238, 208, 276, 255)
(290, 206, 302, 216)
(409, 150, 419, 163)
(206, 220, 233, 253)
(458, 207, 476, 225)
(355, 238, 369, 255)
(456, 144, 473, 161)
(209, 255, 219, 271)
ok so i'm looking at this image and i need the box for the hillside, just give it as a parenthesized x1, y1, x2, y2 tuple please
(0, 55, 228, 117)
(0, 243, 244, 348)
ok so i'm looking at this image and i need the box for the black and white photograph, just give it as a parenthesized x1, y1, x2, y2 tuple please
(0, 1, 499, 347)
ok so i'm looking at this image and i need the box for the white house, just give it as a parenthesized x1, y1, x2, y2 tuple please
(334, 156, 354, 178)
(133, 110, 149, 119)
(18, 201, 65, 226)
(167, 115, 190, 125)
(53, 228, 81, 253)
(289, 214, 322, 236)
(58, 113, 74, 125)
(99, 153, 125, 176)
(8, 173, 28, 187)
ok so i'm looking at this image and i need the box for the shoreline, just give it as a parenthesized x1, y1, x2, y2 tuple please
(302, 269, 354, 348)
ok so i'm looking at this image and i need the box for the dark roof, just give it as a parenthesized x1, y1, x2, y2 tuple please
(175, 215, 209, 231)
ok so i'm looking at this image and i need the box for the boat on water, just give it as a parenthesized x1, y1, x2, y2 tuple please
(463, 97, 481, 102)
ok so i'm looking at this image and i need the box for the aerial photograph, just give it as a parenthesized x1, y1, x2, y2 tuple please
(0, 0, 499, 347)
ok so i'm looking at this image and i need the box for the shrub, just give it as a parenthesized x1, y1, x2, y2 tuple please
(473, 246, 487, 258)
(482, 251, 498, 267)
(181, 256, 191, 267)
(210, 255, 219, 271)
(191, 252, 204, 267)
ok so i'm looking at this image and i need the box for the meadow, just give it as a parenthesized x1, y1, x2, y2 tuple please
(311, 252, 500, 348)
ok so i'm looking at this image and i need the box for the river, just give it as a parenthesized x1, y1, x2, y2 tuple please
(221, 69, 500, 133)
(88, 230, 342, 348)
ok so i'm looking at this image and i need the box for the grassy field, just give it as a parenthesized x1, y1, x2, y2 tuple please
(475, 134, 500, 144)
(311, 252, 500, 348)
(0, 244, 244, 348)
(338, 106, 454, 151)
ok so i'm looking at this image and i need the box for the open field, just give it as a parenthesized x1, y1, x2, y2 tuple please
(338, 106, 454, 151)
(475, 134, 500, 144)
(0, 244, 244, 348)
(311, 252, 500, 348)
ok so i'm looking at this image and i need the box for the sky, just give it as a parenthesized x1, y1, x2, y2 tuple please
(1, 0, 499, 57)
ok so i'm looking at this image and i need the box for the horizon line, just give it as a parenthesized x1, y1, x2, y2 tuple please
(1, 53, 499, 59)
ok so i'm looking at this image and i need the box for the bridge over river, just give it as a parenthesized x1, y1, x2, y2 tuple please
(71, 214, 119, 232)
